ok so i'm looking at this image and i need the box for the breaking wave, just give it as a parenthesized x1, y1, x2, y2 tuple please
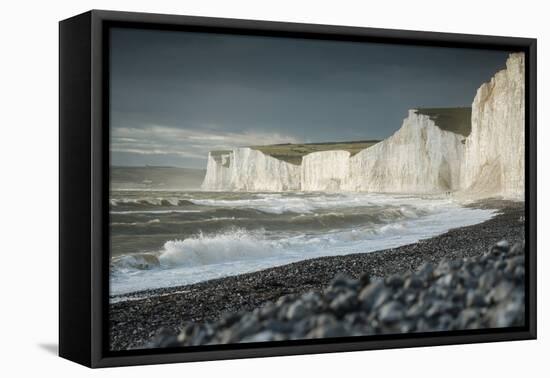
(187, 192, 443, 215)
(158, 229, 277, 268)
(111, 253, 160, 271)
(110, 198, 195, 207)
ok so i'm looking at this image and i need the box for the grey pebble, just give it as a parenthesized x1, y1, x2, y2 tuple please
(145, 239, 525, 347)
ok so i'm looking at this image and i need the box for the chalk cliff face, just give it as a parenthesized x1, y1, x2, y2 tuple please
(460, 53, 525, 199)
(228, 148, 301, 191)
(301, 150, 351, 191)
(201, 148, 301, 191)
(345, 110, 465, 193)
(201, 152, 232, 191)
(202, 110, 464, 193)
(202, 53, 524, 198)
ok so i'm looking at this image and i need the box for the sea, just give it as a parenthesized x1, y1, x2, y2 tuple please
(109, 183, 496, 299)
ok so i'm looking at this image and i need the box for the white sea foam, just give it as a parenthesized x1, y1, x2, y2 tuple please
(111, 219, 161, 226)
(111, 253, 160, 271)
(110, 197, 192, 207)
(158, 229, 277, 267)
(189, 192, 452, 215)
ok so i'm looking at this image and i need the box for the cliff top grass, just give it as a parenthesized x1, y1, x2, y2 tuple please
(250, 140, 380, 165)
(415, 107, 472, 137)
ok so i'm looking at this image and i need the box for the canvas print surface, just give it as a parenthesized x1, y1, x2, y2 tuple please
(108, 28, 526, 351)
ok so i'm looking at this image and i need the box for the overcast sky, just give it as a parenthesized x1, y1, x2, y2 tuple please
(110, 27, 511, 168)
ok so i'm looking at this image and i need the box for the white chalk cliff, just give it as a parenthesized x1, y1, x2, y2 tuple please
(460, 53, 525, 199)
(201, 152, 233, 191)
(202, 148, 301, 192)
(301, 150, 351, 191)
(344, 110, 465, 193)
(201, 53, 524, 199)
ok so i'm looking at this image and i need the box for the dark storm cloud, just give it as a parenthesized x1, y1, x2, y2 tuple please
(110, 27, 510, 168)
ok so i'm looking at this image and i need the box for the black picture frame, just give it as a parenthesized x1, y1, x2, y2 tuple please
(59, 9, 537, 368)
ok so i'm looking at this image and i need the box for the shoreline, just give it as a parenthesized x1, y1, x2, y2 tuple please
(110, 199, 525, 350)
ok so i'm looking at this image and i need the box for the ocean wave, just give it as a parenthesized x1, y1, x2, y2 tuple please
(156, 219, 417, 269)
(110, 209, 202, 215)
(110, 219, 424, 274)
(111, 253, 160, 272)
(189, 197, 314, 214)
(187, 193, 450, 215)
(158, 229, 278, 268)
(110, 198, 195, 207)
(111, 219, 161, 226)
(109, 205, 497, 295)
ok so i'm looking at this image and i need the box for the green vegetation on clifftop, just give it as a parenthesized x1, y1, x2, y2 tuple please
(415, 107, 472, 137)
(251, 140, 380, 165)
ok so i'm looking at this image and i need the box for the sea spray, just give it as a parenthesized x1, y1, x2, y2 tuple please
(158, 228, 277, 268)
